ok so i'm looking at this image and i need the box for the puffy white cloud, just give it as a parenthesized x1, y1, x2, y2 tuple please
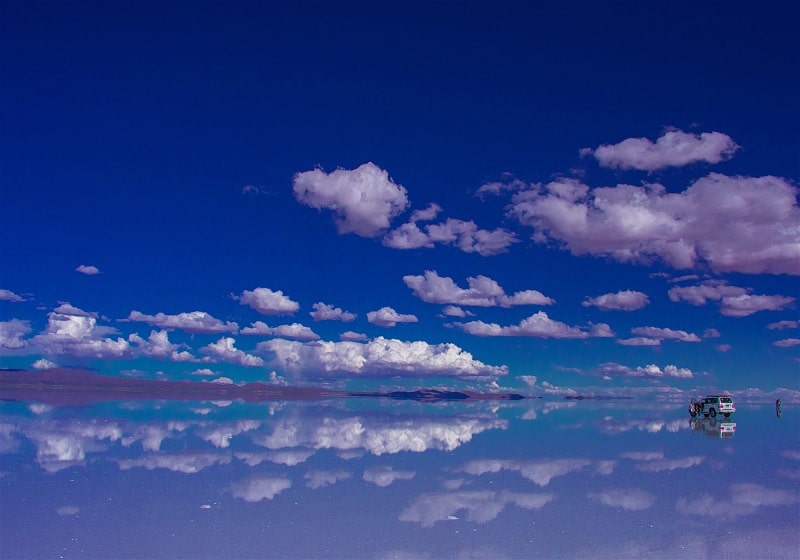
(582, 290, 649, 311)
(31, 358, 58, 369)
(198, 420, 260, 449)
(363, 465, 415, 487)
(720, 294, 795, 318)
(617, 337, 661, 347)
(257, 337, 506, 380)
(304, 469, 351, 489)
(508, 173, 800, 275)
(235, 449, 315, 467)
(340, 331, 368, 341)
(385, 218, 517, 256)
(455, 311, 613, 339)
(400, 490, 553, 528)
(129, 330, 195, 361)
(75, 264, 101, 275)
(584, 129, 739, 171)
(0, 319, 31, 350)
(309, 302, 356, 322)
(629, 326, 701, 342)
(768, 320, 798, 330)
(230, 475, 292, 502)
(773, 338, 800, 348)
(201, 337, 264, 367)
(191, 368, 217, 377)
(668, 281, 795, 317)
(253, 413, 507, 455)
(596, 362, 696, 379)
(404, 270, 554, 307)
(0, 289, 24, 302)
(587, 488, 654, 510)
(233, 287, 299, 316)
(366, 307, 418, 327)
(441, 306, 474, 318)
(461, 458, 595, 487)
(293, 162, 409, 237)
(127, 310, 238, 334)
(26, 420, 123, 473)
(32, 306, 130, 359)
(240, 321, 319, 340)
(119, 452, 231, 474)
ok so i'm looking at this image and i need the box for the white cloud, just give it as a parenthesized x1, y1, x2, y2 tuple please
(585, 129, 740, 171)
(233, 287, 299, 316)
(258, 336, 506, 380)
(617, 337, 662, 347)
(634, 456, 705, 472)
(127, 310, 238, 334)
(596, 362, 696, 379)
(363, 465, 416, 487)
(293, 162, 409, 237)
(253, 413, 507, 455)
(668, 281, 795, 317)
(404, 270, 554, 307)
(191, 368, 217, 377)
(441, 306, 474, 318)
(768, 320, 798, 330)
(0, 289, 24, 302)
(676, 483, 799, 518)
(240, 321, 319, 340)
(0, 319, 31, 350)
(455, 311, 613, 339)
(461, 458, 596, 487)
(366, 307, 418, 327)
(201, 337, 264, 367)
(31, 358, 57, 369)
(235, 449, 315, 467)
(629, 326, 701, 342)
(118, 452, 231, 474)
(400, 490, 553, 528)
(582, 290, 649, 311)
(304, 469, 351, 489)
(340, 331, 368, 341)
(774, 338, 800, 348)
(199, 420, 260, 449)
(231, 475, 292, 502)
(309, 302, 356, 322)
(588, 488, 654, 511)
(385, 217, 517, 256)
(719, 294, 795, 317)
(129, 330, 195, 361)
(32, 306, 130, 359)
(75, 264, 100, 275)
(508, 173, 800, 275)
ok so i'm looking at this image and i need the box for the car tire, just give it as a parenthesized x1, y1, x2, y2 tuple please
(709, 408, 717, 417)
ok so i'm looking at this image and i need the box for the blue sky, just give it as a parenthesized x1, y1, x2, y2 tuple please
(1, 1, 798, 392)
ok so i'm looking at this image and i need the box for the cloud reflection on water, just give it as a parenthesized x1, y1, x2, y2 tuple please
(0, 398, 797, 559)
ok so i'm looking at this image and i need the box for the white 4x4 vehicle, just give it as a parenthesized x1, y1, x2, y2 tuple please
(689, 395, 735, 418)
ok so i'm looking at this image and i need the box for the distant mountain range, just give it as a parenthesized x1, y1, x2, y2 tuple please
(0, 369, 527, 406)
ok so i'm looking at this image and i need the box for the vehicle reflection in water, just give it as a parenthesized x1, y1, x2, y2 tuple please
(689, 415, 736, 439)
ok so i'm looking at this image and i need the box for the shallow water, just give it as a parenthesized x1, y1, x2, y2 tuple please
(1, 397, 797, 559)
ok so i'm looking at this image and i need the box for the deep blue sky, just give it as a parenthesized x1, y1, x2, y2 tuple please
(1, 1, 798, 392)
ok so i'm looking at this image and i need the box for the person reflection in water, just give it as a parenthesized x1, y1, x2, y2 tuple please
(776, 398, 782, 418)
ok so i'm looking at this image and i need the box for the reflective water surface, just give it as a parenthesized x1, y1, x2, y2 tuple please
(1, 397, 797, 559)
